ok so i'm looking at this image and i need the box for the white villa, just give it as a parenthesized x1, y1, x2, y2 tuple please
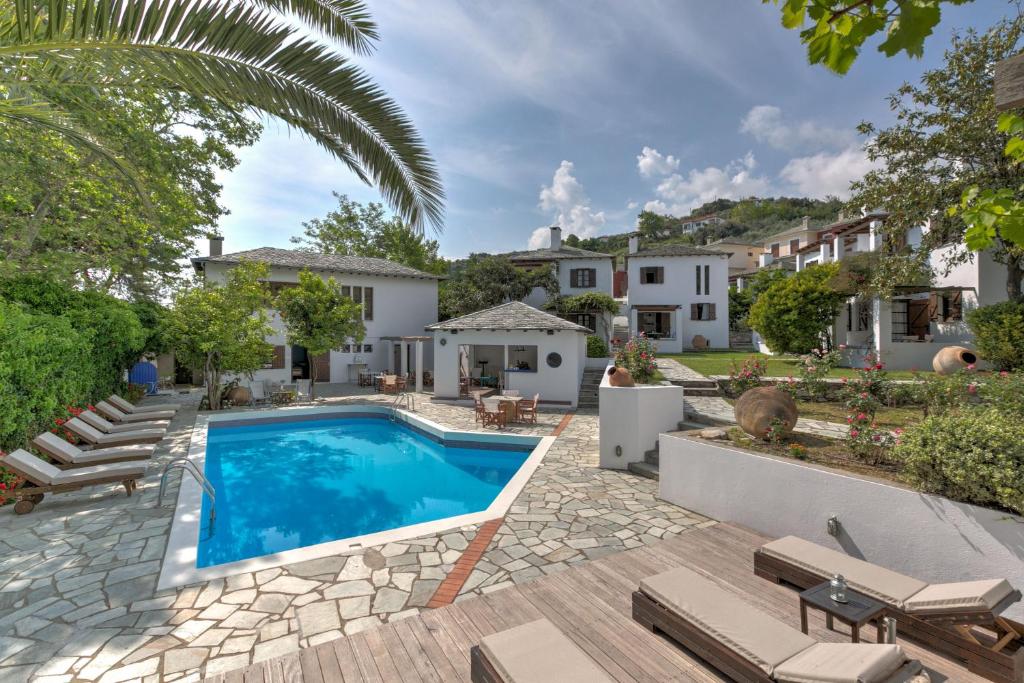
(625, 233, 730, 352)
(427, 301, 590, 407)
(192, 240, 441, 386)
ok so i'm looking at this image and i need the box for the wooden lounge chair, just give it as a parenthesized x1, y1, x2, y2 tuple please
(79, 409, 168, 435)
(470, 618, 615, 683)
(633, 565, 930, 683)
(754, 536, 1024, 683)
(108, 393, 181, 413)
(32, 432, 154, 468)
(0, 449, 143, 514)
(518, 394, 540, 424)
(64, 417, 165, 447)
(95, 400, 175, 424)
(481, 399, 506, 430)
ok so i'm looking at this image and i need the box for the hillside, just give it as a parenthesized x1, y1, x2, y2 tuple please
(568, 196, 844, 258)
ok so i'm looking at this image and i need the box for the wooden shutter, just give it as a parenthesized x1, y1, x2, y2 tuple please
(846, 303, 852, 331)
(271, 345, 285, 369)
(927, 292, 939, 321)
(948, 291, 963, 321)
(771, 243, 780, 257)
(341, 285, 351, 299)
(657, 268, 665, 284)
(709, 303, 717, 320)
(587, 268, 596, 287)
(704, 265, 710, 296)
(311, 352, 330, 382)
(363, 287, 373, 320)
(695, 265, 701, 294)
(690, 304, 699, 320)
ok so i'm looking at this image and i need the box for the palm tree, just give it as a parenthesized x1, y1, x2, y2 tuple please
(0, 0, 444, 239)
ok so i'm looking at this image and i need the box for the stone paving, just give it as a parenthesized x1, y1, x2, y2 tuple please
(0, 391, 712, 682)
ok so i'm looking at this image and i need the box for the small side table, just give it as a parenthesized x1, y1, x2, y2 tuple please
(799, 582, 886, 643)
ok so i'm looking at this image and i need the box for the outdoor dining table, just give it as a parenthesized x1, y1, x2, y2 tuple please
(494, 395, 521, 422)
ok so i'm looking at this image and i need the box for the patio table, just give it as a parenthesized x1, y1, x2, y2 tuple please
(799, 581, 886, 643)
(494, 395, 520, 422)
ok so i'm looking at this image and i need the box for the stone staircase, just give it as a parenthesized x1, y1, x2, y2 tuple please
(577, 367, 605, 409)
(627, 419, 707, 481)
(676, 378, 720, 397)
(611, 323, 629, 343)
(729, 328, 754, 350)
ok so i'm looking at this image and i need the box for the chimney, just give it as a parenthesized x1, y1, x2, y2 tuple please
(209, 236, 224, 257)
(801, 216, 810, 230)
(628, 233, 640, 255)
(549, 226, 562, 250)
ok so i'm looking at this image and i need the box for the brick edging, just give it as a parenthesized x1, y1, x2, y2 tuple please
(551, 411, 575, 436)
(426, 517, 504, 607)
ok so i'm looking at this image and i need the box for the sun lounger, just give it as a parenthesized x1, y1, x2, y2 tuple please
(64, 417, 165, 447)
(32, 432, 154, 468)
(633, 565, 929, 682)
(754, 536, 1024, 682)
(95, 400, 175, 424)
(470, 618, 615, 683)
(0, 449, 143, 514)
(108, 393, 181, 413)
(79, 409, 168, 435)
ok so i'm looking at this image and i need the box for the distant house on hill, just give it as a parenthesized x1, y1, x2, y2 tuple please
(680, 214, 724, 233)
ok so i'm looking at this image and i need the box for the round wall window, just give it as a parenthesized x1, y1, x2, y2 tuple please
(546, 352, 562, 368)
(439, 337, 447, 346)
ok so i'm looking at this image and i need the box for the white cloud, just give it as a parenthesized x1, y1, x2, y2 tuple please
(642, 152, 771, 216)
(779, 146, 878, 199)
(636, 146, 680, 178)
(531, 160, 606, 247)
(740, 105, 855, 151)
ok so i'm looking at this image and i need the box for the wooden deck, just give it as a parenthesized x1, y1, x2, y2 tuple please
(207, 524, 988, 682)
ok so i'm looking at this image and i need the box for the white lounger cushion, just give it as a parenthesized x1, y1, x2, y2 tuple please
(640, 566, 815, 675)
(760, 537, 927, 608)
(109, 394, 181, 413)
(478, 618, 614, 683)
(32, 433, 154, 465)
(79, 410, 168, 435)
(773, 643, 914, 683)
(2, 450, 143, 485)
(66, 418, 164, 445)
(96, 401, 175, 423)
(903, 579, 1015, 615)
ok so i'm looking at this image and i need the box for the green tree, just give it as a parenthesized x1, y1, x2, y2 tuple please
(850, 19, 1024, 300)
(293, 193, 448, 275)
(637, 210, 673, 238)
(0, 0, 443, 231)
(766, 0, 973, 75)
(548, 291, 620, 339)
(748, 263, 846, 354)
(276, 270, 366, 399)
(0, 90, 260, 297)
(169, 261, 274, 410)
(439, 256, 556, 319)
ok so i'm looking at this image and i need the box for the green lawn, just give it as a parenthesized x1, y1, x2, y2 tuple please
(663, 350, 925, 380)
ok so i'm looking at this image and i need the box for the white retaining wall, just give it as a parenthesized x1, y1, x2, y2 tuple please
(658, 434, 1024, 620)
(599, 364, 684, 469)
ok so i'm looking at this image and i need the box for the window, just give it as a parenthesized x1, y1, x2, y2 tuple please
(638, 311, 673, 338)
(930, 291, 963, 322)
(640, 266, 664, 284)
(695, 265, 701, 294)
(570, 268, 596, 288)
(352, 286, 362, 306)
(690, 303, 716, 321)
(789, 238, 800, 254)
(857, 302, 872, 331)
(341, 285, 350, 298)
(570, 313, 596, 330)
(509, 345, 539, 371)
(363, 287, 373, 320)
(695, 264, 710, 295)
(362, 343, 373, 353)
(341, 344, 352, 353)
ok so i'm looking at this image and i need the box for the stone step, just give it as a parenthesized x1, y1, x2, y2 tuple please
(627, 460, 659, 480)
(682, 387, 721, 397)
(644, 448, 659, 466)
(677, 420, 710, 431)
(680, 380, 718, 388)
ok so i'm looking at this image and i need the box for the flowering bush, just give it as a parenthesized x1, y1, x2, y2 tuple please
(724, 357, 765, 397)
(764, 417, 787, 444)
(614, 333, 658, 384)
(788, 443, 808, 460)
(796, 347, 841, 401)
(50, 405, 92, 444)
(0, 454, 21, 505)
(842, 352, 895, 463)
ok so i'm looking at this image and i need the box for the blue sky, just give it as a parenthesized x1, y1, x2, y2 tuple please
(212, 0, 1012, 259)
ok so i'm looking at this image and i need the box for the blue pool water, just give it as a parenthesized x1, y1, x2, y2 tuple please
(197, 416, 532, 568)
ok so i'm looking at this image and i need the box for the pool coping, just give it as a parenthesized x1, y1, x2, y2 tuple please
(157, 404, 553, 591)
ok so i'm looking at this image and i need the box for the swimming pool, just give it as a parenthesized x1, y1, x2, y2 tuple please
(159, 406, 551, 589)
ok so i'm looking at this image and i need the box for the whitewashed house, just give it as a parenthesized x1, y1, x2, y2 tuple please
(192, 241, 441, 387)
(789, 213, 1021, 370)
(625, 234, 730, 352)
(504, 226, 616, 339)
(427, 301, 589, 407)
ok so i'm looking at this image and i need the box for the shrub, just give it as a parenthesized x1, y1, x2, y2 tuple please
(966, 300, 1024, 371)
(747, 263, 845, 354)
(979, 371, 1024, 417)
(724, 356, 765, 397)
(897, 408, 1024, 514)
(914, 370, 977, 417)
(614, 333, 657, 384)
(796, 347, 840, 401)
(842, 352, 895, 463)
(586, 335, 609, 358)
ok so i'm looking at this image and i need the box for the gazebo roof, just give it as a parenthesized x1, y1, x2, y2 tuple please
(426, 301, 591, 333)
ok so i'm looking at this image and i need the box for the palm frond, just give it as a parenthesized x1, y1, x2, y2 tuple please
(248, 0, 378, 54)
(0, 0, 445, 232)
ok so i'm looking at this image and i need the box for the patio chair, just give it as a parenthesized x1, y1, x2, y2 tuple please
(0, 448, 144, 514)
(32, 432, 154, 468)
(474, 396, 487, 423)
(108, 393, 181, 413)
(481, 398, 506, 430)
(518, 394, 540, 424)
(79, 409, 168, 435)
(382, 375, 400, 395)
(95, 400, 175, 424)
(64, 417, 165, 447)
(469, 618, 615, 683)
(633, 565, 930, 683)
(295, 379, 312, 402)
(250, 381, 272, 407)
(754, 536, 1023, 682)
